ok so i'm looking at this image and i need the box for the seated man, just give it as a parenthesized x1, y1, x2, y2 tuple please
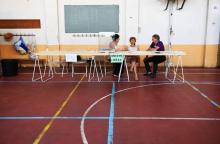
(143, 34, 166, 78)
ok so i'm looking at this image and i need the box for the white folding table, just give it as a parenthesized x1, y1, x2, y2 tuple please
(32, 51, 109, 82)
(32, 50, 186, 83)
(114, 51, 186, 83)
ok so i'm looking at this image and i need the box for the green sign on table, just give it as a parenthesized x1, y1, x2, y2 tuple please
(110, 54, 125, 63)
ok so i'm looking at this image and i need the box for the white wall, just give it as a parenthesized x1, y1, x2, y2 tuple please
(125, 0, 139, 44)
(44, 0, 59, 45)
(138, 0, 169, 45)
(206, 0, 220, 44)
(0, 0, 46, 44)
(172, 0, 208, 44)
(0, 0, 219, 45)
(138, 0, 214, 45)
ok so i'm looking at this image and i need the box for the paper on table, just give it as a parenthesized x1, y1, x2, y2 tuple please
(65, 54, 77, 62)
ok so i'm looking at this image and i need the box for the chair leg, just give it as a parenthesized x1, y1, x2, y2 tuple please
(92, 60, 96, 78)
(104, 61, 107, 76)
(53, 66, 58, 74)
(48, 64, 54, 78)
(85, 64, 88, 77)
(99, 60, 103, 78)
(94, 60, 100, 82)
(61, 64, 65, 77)
(72, 63, 74, 77)
(43, 62, 47, 77)
(66, 63, 69, 73)
(88, 59, 93, 81)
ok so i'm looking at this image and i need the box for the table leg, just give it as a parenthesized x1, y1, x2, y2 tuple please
(124, 57, 129, 82)
(118, 61, 123, 82)
(42, 56, 54, 82)
(94, 59, 100, 82)
(180, 56, 185, 82)
(32, 56, 44, 82)
(88, 57, 93, 81)
(172, 56, 180, 83)
(32, 56, 38, 82)
(165, 55, 172, 78)
(99, 60, 104, 78)
(118, 57, 129, 82)
(88, 57, 100, 82)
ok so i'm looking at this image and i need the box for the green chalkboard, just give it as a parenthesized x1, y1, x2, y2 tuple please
(64, 5, 119, 33)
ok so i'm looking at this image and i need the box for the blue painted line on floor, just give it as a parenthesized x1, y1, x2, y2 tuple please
(107, 82, 116, 144)
(185, 81, 220, 109)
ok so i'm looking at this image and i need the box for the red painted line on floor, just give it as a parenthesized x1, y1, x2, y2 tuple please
(1, 116, 220, 121)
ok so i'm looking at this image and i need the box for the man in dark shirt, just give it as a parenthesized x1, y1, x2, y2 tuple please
(143, 34, 166, 78)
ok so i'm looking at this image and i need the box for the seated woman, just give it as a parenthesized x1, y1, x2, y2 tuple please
(109, 34, 124, 77)
(127, 37, 139, 80)
(143, 34, 166, 78)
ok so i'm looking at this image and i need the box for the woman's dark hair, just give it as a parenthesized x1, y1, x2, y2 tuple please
(129, 37, 136, 42)
(112, 34, 120, 41)
(152, 34, 160, 41)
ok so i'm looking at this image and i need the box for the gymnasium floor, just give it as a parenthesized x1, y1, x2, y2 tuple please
(0, 67, 220, 144)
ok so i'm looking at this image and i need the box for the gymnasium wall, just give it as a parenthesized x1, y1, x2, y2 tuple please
(0, 0, 219, 67)
(0, 0, 46, 43)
